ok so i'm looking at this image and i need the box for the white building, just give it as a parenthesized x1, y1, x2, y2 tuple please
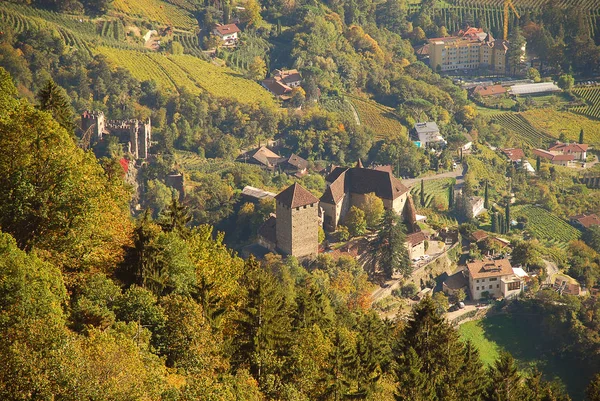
(213, 24, 240, 45)
(467, 258, 523, 300)
(414, 122, 445, 147)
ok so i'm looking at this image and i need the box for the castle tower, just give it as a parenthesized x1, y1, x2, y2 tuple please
(275, 183, 320, 259)
(81, 110, 105, 142)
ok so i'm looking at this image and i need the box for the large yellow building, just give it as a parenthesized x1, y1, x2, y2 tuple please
(428, 27, 508, 73)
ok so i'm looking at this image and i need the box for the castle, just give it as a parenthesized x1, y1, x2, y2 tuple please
(257, 161, 418, 259)
(81, 111, 152, 159)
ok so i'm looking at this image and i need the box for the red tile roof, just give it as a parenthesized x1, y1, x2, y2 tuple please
(214, 24, 240, 36)
(474, 85, 507, 97)
(501, 148, 525, 162)
(572, 213, 600, 228)
(548, 142, 589, 153)
(533, 149, 574, 162)
(275, 183, 319, 208)
(471, 230, 489, 242)
(406, 231, 427, 246)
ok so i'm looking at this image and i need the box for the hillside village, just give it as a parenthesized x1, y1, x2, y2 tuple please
(5, 0, 600, 399)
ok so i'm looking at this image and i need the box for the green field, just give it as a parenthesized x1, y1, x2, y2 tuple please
(459, 314, 590, 400)
(111, 0, 197, 30)
(411, 178, 455, 210)
(347, 96, 407, 139)
(572, 87, 600, 120)
(521, 109, 600, 147)
(96, 47, 277, 106)
(489, 112, 551, 147)
(512, 205, 581, 246)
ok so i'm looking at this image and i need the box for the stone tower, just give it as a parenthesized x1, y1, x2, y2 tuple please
(275, 183, 320, 259)
(81, 110, 105, 142)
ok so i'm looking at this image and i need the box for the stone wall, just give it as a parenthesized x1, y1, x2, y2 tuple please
(275, 201, 293, 255)
(290, 203, 319, 258)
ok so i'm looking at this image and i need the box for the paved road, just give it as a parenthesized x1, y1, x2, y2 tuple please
(543, 259, 559, 285)
(403, 164, 465, 188)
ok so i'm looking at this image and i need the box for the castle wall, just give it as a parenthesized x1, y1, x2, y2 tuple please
(275, 201, 293, 255)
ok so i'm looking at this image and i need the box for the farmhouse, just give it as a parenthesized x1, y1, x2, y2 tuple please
(413, 122, 445, 147)
(570, 213, 600, 229)
(239, 146, 282, 170)
(467, 258, 524, 300)
(532, 149, 575, 167)
(428, 27, 508, 73)
(548, 142, 588, 161)
(213, 23, 240, 45)
(262, 69, 303, 99)
(443, 269, 468, 297)
(500, 148, 525, 163)
(320, 160, 411, 231)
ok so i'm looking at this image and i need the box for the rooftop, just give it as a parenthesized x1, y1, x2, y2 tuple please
(214, 23, 240, 36)
(501, 148, 525, 162)
(548, 142, 589, 153)
(467, 258, 513, 280)
(571, 213, 600, 228)
(406, 231, 427, 246)
(414, 121, 440, 134)
(473, 84, 507, 97)
(510, 82, 561, 95)
(275, 183, 319, 208)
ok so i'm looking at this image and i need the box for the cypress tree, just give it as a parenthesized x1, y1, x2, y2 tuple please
(448, 183, 455, 208)
(420, 179, 425, 207)
(580, 128, 585, 144)
(505, 201, 511, 232)
(536, 155, 541, 172)
(484, 180, 489, 209)
(491, 212, 498, 233)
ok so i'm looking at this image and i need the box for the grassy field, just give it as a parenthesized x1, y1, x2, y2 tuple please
(512, 205, 581, 246)
(459, 314, 590, 400)
(411, 178, 455, 210)
(489, 112, 551, 147)
(347, 96, 407, 140)
(95, 47, 276, 106)
(111, 0, 197, 30)
(572, 87, 600, 120)
(521, 109, 600, 147)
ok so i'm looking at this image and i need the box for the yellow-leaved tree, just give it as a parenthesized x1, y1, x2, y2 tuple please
(0, 67, 132, 275)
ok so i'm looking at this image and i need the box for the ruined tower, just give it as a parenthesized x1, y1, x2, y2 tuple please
(274, 183, 319, 259)
(81, 110, 105, 142)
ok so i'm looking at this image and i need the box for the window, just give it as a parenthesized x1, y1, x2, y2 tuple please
(489, 285, 492, 289)
(489, 278, 497, 282)
(476, 286, 479, 290)
(507, 282, 520, 291)
(497, 284, 500, 288)
(476, 280, 479, 283)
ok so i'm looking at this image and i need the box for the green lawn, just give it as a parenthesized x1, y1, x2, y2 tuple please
(459, 314, 591, 400)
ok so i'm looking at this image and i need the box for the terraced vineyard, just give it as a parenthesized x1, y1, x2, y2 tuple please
(319, 96, 356, 123)
(347, 96, 407, 139)
(513, 205, 581, 246)
(220, 32, 271, 73)
(411, 178, 455, 210)
(174, 33, 204, 57)
(112, 0, 197, 30)
(521, 109, 600, 147)
(96, 47, 276, 105)
(490, 113, 551, 147)
(407, 3, 600, 36)
(572, 87, 600, 119)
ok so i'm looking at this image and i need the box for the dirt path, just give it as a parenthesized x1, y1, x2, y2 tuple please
(543, 259, 559, 285)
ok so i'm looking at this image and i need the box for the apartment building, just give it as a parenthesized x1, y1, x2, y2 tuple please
(429, 27, 508, 73)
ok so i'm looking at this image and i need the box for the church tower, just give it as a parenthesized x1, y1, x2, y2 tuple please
(274, 183, 320, 259)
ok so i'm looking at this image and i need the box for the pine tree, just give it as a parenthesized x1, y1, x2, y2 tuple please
(395, 347, 432, 401)
(369, 210, 411, 278)
(322, 330, 357, 401)
(580, 128, 585, 144)
(233, 256, 293, 391)
(36, 79, 75, 133)
(485, 352, 523, 401)
(355, 312, 392, 397)
(587, 373, 600, 401)
(505, 202, 511, 232)
(420, 179, 425, 207)
(484, 180, 490, 209)
(456, 341, 488, 400)
(158, 197, 191, 238)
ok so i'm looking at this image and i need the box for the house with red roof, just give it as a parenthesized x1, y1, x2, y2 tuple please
(533, 149, 575, 167)
(473, 84, 507, 97)
(548, 142, 588, 161)
(570, 213, 600, 229)
(500, 148, 525, 163)
(213, 23, 240, 45)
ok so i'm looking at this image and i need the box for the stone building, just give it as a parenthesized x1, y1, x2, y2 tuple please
(258, 183, 320, 259)
(81, 111, 152, 159)
(320, 160, 410, 231)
